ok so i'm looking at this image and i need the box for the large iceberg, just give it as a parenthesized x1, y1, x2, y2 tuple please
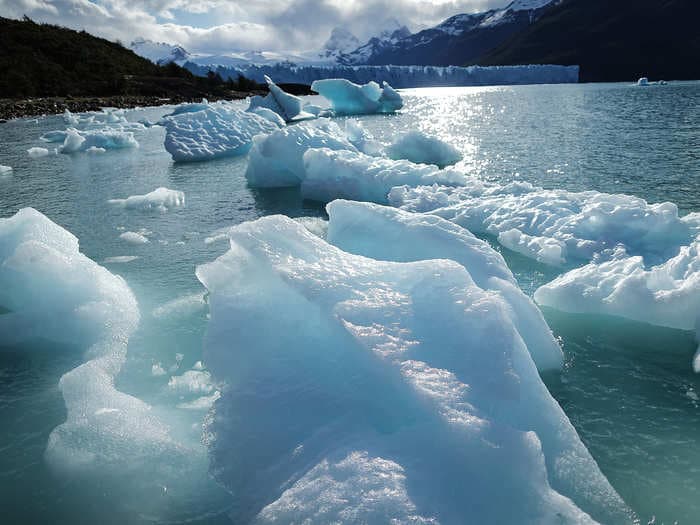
(311, 78, 403, 115)
(325, 200, 563, 371)
(161, 105, 280, 162)
(386, 130, 463, 168)
(197, 215, 629, 524)
(534, 241, 700, 370)
(302, 148, 466, 203)
(390, 183, 700, 266)
(245, 119, 357, 188)
(0, 208, 178, 473)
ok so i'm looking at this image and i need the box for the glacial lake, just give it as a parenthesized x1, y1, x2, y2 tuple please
(0, 82, 699, 524)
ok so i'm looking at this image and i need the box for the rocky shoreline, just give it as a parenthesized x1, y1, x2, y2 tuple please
(0, 91, 266, 121)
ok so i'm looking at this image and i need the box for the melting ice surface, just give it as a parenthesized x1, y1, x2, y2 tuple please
(1, 82, 699, 524)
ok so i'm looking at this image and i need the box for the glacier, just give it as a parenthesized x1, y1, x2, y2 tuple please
(185, 63, 580, 88)
(387, 130, 463, 168)
(311, 78, 403, 115)
(196, 214, 629, 524)
(161, 105, 281, 162)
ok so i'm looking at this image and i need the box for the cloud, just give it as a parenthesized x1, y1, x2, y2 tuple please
(0, 0, 508, 53)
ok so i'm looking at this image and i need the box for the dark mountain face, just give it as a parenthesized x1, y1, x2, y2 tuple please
(344, 1, 557, 66)
(479, 0, 700, 82)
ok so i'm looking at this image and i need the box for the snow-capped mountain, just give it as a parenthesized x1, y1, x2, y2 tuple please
(339, 19, 411, 65)
(130, 38, 190, 65)
(319, 28, 361, 61)
(344, 0, 559, 66)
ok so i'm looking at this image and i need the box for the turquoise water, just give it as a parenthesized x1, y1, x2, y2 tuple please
(0, 82, 699, 524)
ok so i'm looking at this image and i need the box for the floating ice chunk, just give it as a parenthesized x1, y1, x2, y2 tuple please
(251, 107, 286, 127)
(535, 242, 700, 333)
(0, 208, 177, 473)
(391, 184, 700, 265)
(387, 130, 463, 168)
(162, 105, 280, 162)
(197, 215, 628, 524)
(254, 452, 437, 524)
(40, 130, 68, 143)
(499, 228, 567, 266)
(301, 148, 466, 204)
(637, 77, 649, 86)
(245, 119, 357, 188)
(168, 369, 215, 396)
(86, 146, 106, 154)
(311, 78, 403, 115)
(108, 187, 185, 213)
(326, 200, 562, 371)
(248, 76, 311, 122)
(152, 362, 167, 376)
(0, 165, 12, 175)
(28, 147, 50, 158)
(54, 128, 139, 154)
(63, 109, 80, 126)
(119, 231, 150, 244)
(103, 256, 139, 264)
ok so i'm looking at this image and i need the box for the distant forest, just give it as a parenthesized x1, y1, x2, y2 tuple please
(0, 16, 260, 99)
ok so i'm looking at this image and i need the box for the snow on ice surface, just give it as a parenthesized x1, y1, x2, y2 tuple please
(197, 215, 629, 524)
(108, 187, 185, 212)
(386, 130, 463, 168)
(250, 107, 287, 127)
(0, 208, 178, 473)
(325, 200, 562, 371)
(535, 241, 700, 345)
(302, 148, 466, 203)
(247, 75, 313, 122)
(311, 79, 403, 115)
(161, 104, 280, 162)
(245, 119, 358, 188)
(390, 183, 700, 265)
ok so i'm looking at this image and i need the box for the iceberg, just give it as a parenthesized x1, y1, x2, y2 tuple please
(28, 147, 50, 158)
(390, 183, 700, 266)
(535, 241, 700, 356)
(162, 105, 280, 162)
(386, 130, 463, 168)
(0, 165, 12, 175)
(302, 148, 466, 203)
(57, 128, 139, 153)
(120, 231, 149, 244)
(108, 187, 185, 212)
(344, 119, 383, 156)
(0, 208, 177, 473)
(250, 107, 287, 127)
(247, 75, 313, 122)
(325, 200, 563, 371)
(311, 78, 403, 115)
(197, 215, 629, 524)
(245, 120, 358, 188)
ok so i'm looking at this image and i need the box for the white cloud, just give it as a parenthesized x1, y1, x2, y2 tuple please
(0, 0, 509, 53)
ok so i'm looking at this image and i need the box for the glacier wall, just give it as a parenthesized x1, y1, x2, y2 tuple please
(184, 62, 580, 88)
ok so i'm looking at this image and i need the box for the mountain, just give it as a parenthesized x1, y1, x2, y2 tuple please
(319, 28, 361, 62)
(0, 16, 258, 99)
(339, 19, 412, 65)
(479, 0, 700, 82)
(130, 37, 190, 65)
(343, 0, 558, 66)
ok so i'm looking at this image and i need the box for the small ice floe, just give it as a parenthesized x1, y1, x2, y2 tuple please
(27, 147, 50, 158)
(119, 231, 150, 244)
(103, 256, 139, 264)
(109, 187, 185, 213)
(0, 165, 12, 175)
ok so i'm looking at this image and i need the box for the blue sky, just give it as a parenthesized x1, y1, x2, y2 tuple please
(0, 0, 508, 53)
